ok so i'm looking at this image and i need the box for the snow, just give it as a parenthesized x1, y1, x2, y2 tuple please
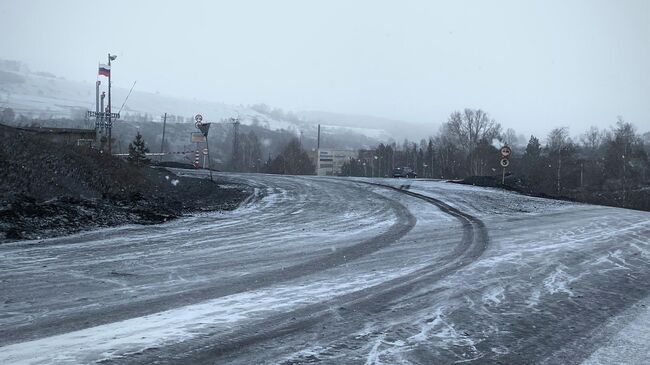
(581, 296, 650, 365)
(0, 260, 427, 364)
(1, 174, 649, 364)
(345, 177, 575, 219)
(0, 65, 390, 141)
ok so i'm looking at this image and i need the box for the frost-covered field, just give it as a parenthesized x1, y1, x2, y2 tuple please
(1, 173, 649, 364)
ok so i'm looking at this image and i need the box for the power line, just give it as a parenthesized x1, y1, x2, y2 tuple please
(118, 80, 137, 115)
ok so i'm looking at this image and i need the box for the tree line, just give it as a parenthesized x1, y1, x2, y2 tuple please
(229, 130, 314, 175)
(342, 109, 649, 209)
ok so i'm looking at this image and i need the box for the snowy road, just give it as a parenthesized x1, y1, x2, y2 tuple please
(1, 172, 649, 364)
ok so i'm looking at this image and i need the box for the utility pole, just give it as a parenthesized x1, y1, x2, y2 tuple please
(557, 140, 562, 194)
(159, 112, 167, 161)
(232, 117, 240, 171)
(317, 124, 321, 175)
(431, 148, 433, 179)
(623, 143, 628, 201)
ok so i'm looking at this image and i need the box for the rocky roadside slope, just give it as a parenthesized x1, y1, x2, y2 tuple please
(0, 124, 252, 242)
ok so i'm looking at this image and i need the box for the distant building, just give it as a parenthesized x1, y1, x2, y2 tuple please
(315, 149, 357, 176)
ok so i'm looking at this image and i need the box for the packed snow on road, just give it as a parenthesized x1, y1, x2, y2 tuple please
(1, 173, 649, 364)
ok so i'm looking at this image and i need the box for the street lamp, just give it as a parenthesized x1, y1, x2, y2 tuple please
(107, 53, 117, 154)
(348, 156, 353, 177)
(373, 156, 378, 178)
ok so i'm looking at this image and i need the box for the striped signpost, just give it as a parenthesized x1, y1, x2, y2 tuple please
(500, 146, 512, 184)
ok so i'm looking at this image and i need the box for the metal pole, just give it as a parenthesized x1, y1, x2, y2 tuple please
(100, 92, 105, 150)
(348, 157, 351, 177)
(580, 162, 584, 188)
(557, 139, 562, 194)
(107, 53, 112, 155)
(160, 112, 167, 161)
(502, 167, 505, 185)
(431, 147, 434, 178)
(95, 80, 100, 144)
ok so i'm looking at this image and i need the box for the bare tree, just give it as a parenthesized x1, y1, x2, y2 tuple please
(547, 127, 570, 193)
(445, 108, 501, 175)
(580, 126, 602, 151)
(503, 128, 518, 147)
(610, 117, 640, 191)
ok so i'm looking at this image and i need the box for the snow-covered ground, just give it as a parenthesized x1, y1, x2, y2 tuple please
(0, 173, 649, 364)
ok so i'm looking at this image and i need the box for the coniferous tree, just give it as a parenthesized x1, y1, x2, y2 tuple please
(127, 132, 150, 167)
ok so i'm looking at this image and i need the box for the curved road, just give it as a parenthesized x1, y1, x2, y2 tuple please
(1, 172, 649, 364)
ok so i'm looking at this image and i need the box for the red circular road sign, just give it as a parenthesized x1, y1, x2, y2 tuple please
(194, 114, 204, 129)
(500, 146, 512, 157)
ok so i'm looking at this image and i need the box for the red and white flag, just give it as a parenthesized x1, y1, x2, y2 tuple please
(98, 64, 110, 77)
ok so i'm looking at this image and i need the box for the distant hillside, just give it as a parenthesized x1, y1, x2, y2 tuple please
(298, 110, 438, 142)
(0, 59, 396, 150)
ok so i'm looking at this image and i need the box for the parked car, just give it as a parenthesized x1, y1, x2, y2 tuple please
(392, 167, 417, 178)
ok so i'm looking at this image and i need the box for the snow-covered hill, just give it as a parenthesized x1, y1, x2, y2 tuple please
(0, 59, 392, 147)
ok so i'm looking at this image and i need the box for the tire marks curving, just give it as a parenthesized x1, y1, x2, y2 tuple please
(1, 178, 416, 346)
(128, 181, 490, 365)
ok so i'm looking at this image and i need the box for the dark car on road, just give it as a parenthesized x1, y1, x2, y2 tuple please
(392, 167, 417, 178)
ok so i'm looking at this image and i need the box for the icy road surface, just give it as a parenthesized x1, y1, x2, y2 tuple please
(1, 173, 649, 365)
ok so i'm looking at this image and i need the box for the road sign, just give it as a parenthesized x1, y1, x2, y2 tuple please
(500, 158, 510, 167)
(203, 148, 208, 155)
(197, 122, 211, 136)
(500, 146, 512, 158)
(86, 111, 120, 119)
(191, 132, 206, 143)
(194, 114, 203, 123)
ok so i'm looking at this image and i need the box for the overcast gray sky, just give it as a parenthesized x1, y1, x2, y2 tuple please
(1, 0, 648, 137)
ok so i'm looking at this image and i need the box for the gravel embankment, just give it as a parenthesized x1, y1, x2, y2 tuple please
(0, 124, 252, 242)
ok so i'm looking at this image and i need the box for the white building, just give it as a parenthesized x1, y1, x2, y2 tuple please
(315, 149, 357, 176)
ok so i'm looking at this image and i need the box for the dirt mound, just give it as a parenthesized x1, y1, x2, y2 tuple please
(0, 124, 252, 242)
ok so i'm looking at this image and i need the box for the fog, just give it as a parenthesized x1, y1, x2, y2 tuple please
(1, 0, 648, 136)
